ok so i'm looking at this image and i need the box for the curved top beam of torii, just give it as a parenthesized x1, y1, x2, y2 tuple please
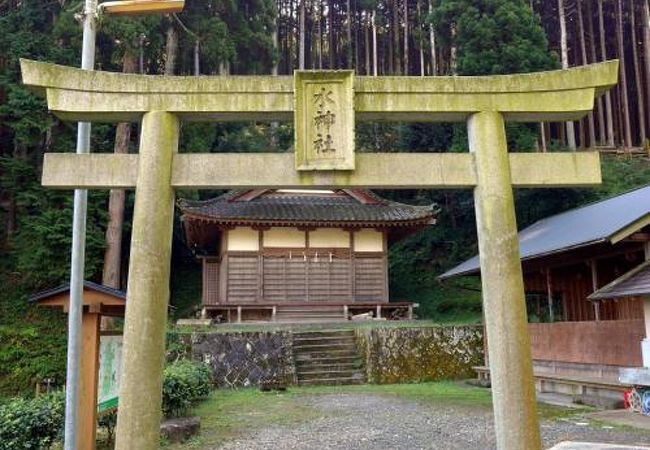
(20, 58, 618, 123)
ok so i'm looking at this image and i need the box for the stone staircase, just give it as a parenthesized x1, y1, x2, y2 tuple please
(293, 330, 365, 386)
(275, 305, 346, 323)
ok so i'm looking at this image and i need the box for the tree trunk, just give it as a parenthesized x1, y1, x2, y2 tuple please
(299, 0, 306, 70)
(354, 1, 361, 69)
(102, 52, 138, 293)
(450, 24, 457, 74)
(577, 0, 596, 147)
(164, 25, 178, 76)
(558, 0, 577, 150)
(363, 11, 372, 75)
(329, 0, 335, 68)
(643, 0, 650, 134)
(318, 1, 324, 69)
(418, 0, 424, 76)
(616, 0, 633, 148)
(598, 0, 616, 147)
(347, 0, 353, 68)
(393, 0, 401, 75)
(631, 0, 648, 144)
(273, 13, 279, 75)
(193, 40, 200, 76)
(372, 9, 378, 76)
(429, 0, 437, 75)
(587, 0, 607, 145)
(403, 0, 409, 75)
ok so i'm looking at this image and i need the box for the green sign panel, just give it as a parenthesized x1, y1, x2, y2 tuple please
(98, 334, 122, 413)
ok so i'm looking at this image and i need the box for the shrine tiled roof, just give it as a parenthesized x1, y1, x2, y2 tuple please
(178, 189, 437, 227)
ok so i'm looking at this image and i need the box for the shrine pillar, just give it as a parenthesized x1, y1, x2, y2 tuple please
(115, 111, 179, 450)
(469, 111, 541, 450)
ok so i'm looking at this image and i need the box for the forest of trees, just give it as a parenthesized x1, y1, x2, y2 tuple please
(0, 0, 649, 396)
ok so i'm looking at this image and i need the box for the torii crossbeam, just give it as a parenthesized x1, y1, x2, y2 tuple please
(21, 58, 618, 450)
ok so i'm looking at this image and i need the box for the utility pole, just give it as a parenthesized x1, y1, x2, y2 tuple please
(64, 1, 97, 448)
(63, 2, 184, 449)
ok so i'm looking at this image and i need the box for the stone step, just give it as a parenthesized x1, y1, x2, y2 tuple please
(277, 307, 343, 312)
(298, 376, 365, 386)
(297, 363, 361, 374)
(293, 330, 356, 339)
(275, 319, 349, 324)
(293, 342, 357, 351)
(294, 349, 359, 359)
(295, 355, 361, 365)
(297, 369, 364, 381)
(276, 313, 345, 319)
(293, 336, 355, 346)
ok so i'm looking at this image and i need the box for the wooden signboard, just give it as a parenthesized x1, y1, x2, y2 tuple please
(294, 70, 355, 171)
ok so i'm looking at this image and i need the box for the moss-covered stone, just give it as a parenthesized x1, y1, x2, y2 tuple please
(355, 325, 484, 384)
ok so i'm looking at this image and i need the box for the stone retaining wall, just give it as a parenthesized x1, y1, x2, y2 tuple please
(190, 331, 296, 388)
(186, 325, 483, 387)
(355, 325, 484, 384)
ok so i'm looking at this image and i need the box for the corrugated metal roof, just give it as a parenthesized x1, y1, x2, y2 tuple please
(588, 260, 650, 300)
(440, 184, 650, 279)
(178, 189, 436, 226)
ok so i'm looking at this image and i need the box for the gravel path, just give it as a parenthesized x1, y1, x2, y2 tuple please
(216, 393, 650, 450)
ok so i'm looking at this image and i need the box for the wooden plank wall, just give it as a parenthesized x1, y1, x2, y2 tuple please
(524, 251, 645, 322)
(529, 320, 645, 367)
(354, 255, 386, 302)
(204, 251, 387, 304)
(225, 255, 259, 303)
(202, 259, 220, 305)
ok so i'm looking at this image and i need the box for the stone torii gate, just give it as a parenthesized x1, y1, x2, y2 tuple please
(21, 58, 618, 450)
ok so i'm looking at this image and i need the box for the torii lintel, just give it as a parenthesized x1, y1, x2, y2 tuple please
(20, 58, 618, 122)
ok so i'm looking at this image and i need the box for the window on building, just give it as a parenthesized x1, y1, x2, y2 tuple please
(525, 291, 564, 323)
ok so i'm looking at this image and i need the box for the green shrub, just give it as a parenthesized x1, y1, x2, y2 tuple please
(0, 391, 64, 450)
(162, 360, 212, 418)
(98, 410, 117, 446)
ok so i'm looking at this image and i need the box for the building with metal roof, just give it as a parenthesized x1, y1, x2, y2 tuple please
(441, 185, 650, 389)
(589, 260, 650, 301)
(441, 184, 650, 279)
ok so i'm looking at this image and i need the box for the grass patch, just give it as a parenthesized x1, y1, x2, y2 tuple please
(172, 319, 482, 336)
(293, 381, 493, 408)
(165, 388, 324, 449)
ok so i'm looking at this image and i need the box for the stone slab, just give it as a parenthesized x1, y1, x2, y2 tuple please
(587, 409, 650, 431)
(20, 59, 619, 122)
(160, 417, 200, 443)
(549, 442, 650, 450)
(41, 152, 602, 190)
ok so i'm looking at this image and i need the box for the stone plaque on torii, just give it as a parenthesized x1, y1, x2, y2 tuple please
(20, 58, 618, 450)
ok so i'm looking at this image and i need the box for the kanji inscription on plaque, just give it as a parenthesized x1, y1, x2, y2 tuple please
(295, 70, 354, 171)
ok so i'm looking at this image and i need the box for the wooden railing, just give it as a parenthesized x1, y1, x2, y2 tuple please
(529, 320, 645, 367)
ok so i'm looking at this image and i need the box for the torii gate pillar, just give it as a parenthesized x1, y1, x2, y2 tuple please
(20, 58, 619, 450)
(116, 111, 179, 448)
(470, 111, 540, 444)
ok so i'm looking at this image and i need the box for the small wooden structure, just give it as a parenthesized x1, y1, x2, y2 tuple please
(180, 189, 436, 322)
(443, 185, 650, 385)
(30, 282, 126, 450)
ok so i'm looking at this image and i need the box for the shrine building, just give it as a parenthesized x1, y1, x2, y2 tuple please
(442, 184, 650, 395)
(179, 189, 436, 323)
